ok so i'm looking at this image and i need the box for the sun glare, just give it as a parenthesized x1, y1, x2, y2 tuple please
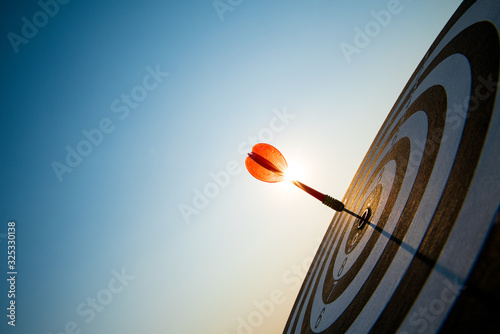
(284, 160, 304, 182)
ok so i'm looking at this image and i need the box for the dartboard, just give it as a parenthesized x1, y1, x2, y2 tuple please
(284, 1, 500, 333)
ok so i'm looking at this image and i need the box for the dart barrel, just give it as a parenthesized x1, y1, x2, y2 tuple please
(322, 195, 344, 212)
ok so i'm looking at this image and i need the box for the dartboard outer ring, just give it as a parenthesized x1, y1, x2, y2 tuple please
(284, 1, 500, 333)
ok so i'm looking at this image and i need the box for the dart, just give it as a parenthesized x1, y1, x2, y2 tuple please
(245, 143, 370, 226)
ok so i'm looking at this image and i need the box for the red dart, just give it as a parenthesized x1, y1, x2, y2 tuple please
(245, 143, 368, 224)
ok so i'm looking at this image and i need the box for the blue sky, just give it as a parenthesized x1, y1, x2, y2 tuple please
(1, 1, 462, 333)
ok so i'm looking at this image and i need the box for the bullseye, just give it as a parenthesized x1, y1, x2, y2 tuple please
(357, 208, 371, 229)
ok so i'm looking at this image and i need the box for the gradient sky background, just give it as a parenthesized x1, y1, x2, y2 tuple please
(1, 1, 462, 333)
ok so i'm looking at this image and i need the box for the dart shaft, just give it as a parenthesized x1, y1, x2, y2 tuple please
(291, 180, 325, 202)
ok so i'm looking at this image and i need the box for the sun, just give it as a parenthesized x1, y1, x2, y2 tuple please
(284, 160, 305, 182)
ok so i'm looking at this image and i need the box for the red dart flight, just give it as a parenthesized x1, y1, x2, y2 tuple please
(245, 143, 287, 183)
